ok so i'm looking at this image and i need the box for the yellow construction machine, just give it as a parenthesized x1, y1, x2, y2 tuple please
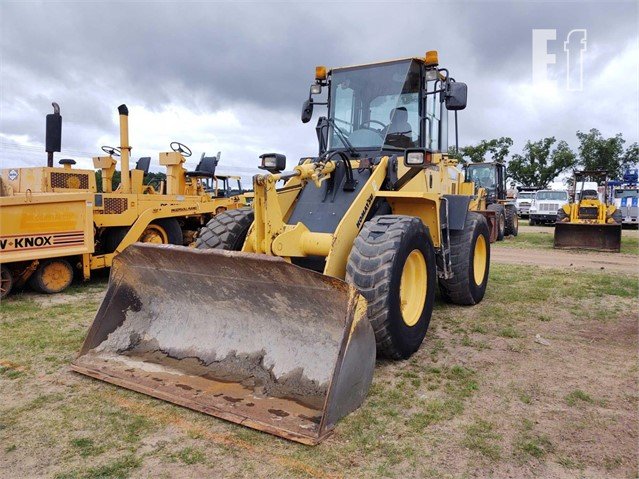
(0, 104, 245, 297)
(73, 52, 491, 444)
(554, 170, 622, 252)
(465, 162, 518, 240)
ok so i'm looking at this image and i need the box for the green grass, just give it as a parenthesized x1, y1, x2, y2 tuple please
(173, 446, 206, 465)
(1, 262, 636, 478)
(498, 231, 639, 255)
(55, 455, 142, 479)
(565, 390, 594, 407)
(462, 419, 502, 460)
(513, 419, 555, 460)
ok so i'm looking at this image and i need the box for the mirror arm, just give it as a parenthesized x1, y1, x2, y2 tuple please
(454, 110, 459, 153)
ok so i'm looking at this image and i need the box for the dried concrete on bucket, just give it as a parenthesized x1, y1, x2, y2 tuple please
(90, 285, 344, 405)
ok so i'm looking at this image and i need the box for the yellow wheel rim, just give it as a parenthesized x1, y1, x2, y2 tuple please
(139, 224, 168, 244)
(399, 249, 427, 327)
(473, 235, 487, 286)
(42, 262, 72, 292)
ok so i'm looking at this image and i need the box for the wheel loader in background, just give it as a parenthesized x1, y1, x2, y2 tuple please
(554, 170, 622, 252)
(73, 52, 492, 445)
(465, 162, 518, 240)
(0, 104, 245, 298)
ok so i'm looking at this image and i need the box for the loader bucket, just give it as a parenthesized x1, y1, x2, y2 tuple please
(553, 222, 622, 252)
(71, 243, 375, 445)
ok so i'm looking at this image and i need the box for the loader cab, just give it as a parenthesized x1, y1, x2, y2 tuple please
(303, 53, 466, 158)
(465, 163, 506, 203)
(202, 175, 244, 198)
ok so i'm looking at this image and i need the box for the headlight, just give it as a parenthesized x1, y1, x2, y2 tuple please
(403, 149, 432, 168)
(259, 153, 286, 172)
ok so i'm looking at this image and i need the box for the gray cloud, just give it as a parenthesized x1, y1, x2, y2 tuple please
(1, 1, 637, 173)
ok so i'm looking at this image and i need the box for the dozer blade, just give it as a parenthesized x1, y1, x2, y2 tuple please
(554, 222, 622, 252)
(72, 243, 375, 445)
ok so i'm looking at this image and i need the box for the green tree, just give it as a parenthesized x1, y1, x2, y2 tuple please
(507, 137, 577, 189)
(458, 137, 513, 164)
(95, 170, 121, 192)
(576, 129, 637, 178)
(95, 170, 167, 192)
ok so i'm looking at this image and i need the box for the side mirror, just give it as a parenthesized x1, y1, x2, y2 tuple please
(301, 99, 314, 123)
(445, 82, 467, 111)
(259, 153, 286, 173)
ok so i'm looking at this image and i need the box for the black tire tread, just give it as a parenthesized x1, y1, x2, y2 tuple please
(504, 204, 518, 236)
(438, 212, 489, 305)
(196, 207, 254, 250)
(487, 203, 506, 240)
(346, 215, 433, 359)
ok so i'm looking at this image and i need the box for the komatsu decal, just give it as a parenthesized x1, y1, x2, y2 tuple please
(356, 194, 375, 228)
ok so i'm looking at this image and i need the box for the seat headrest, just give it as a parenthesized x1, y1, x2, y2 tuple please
(390, 107, 408, 123)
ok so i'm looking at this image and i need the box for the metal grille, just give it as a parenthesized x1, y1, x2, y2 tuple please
(578, 207, 599, 219)
(51, 172, 89, 189)
(539, 203, 559, 212)
(103, 197, 128, 214)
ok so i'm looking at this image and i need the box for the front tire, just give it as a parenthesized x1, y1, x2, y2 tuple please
(504, 204, 518, 236)
(438, 212, 490, 306)
(196, 207, 254, 250)
(29, 259, 74, 294)
(346, 215, 436, 360)
(487, 204, 506, 240)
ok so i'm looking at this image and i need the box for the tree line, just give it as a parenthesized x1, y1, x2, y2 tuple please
(95, 170, 166, 192)
(448, 129, 638, 188)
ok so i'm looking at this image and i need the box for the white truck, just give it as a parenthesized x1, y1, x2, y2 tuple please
(515, 190, 535, 217)
(529, 189, 570, 225)
(613, 187, 638, 226)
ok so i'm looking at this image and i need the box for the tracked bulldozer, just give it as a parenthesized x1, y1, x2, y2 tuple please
(73, 52, 491, 444)
(554, 170, 622, 252)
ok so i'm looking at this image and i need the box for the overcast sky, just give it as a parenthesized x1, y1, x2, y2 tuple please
(1, 1, 637, 179)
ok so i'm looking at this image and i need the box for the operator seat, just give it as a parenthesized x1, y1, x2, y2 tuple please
(383, 107, 413, 148)
(186, 156, 218, 178)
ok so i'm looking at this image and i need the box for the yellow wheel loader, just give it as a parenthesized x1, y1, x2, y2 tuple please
(466, 162, 518, 240)
(554, 170, 622, 252)
(73, 52, 491, 444)
(0, 104, 245, 297)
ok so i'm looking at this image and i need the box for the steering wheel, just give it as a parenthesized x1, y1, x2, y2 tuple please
(360, 120, 386, 131)
(170, 141, 192, 158)
(101, 146, 121, 157)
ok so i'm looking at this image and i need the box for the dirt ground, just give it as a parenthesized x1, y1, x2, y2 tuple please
(491, 247, 638, 274)
(0, 255, 637, 478)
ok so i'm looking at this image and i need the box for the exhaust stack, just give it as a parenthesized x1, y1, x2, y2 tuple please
(45, 102, 62, 167)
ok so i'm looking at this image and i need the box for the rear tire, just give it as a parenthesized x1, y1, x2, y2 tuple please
(29, 259, 74, 294)
(438, 212, 490, 306)
(196, 207, 254, 250)
(504, 204, 518, 236)
(346, 215, 436, 360)
(1, 265, 13, 299)
(104, 218, 183, 253)
(487, 204, 506, 240)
